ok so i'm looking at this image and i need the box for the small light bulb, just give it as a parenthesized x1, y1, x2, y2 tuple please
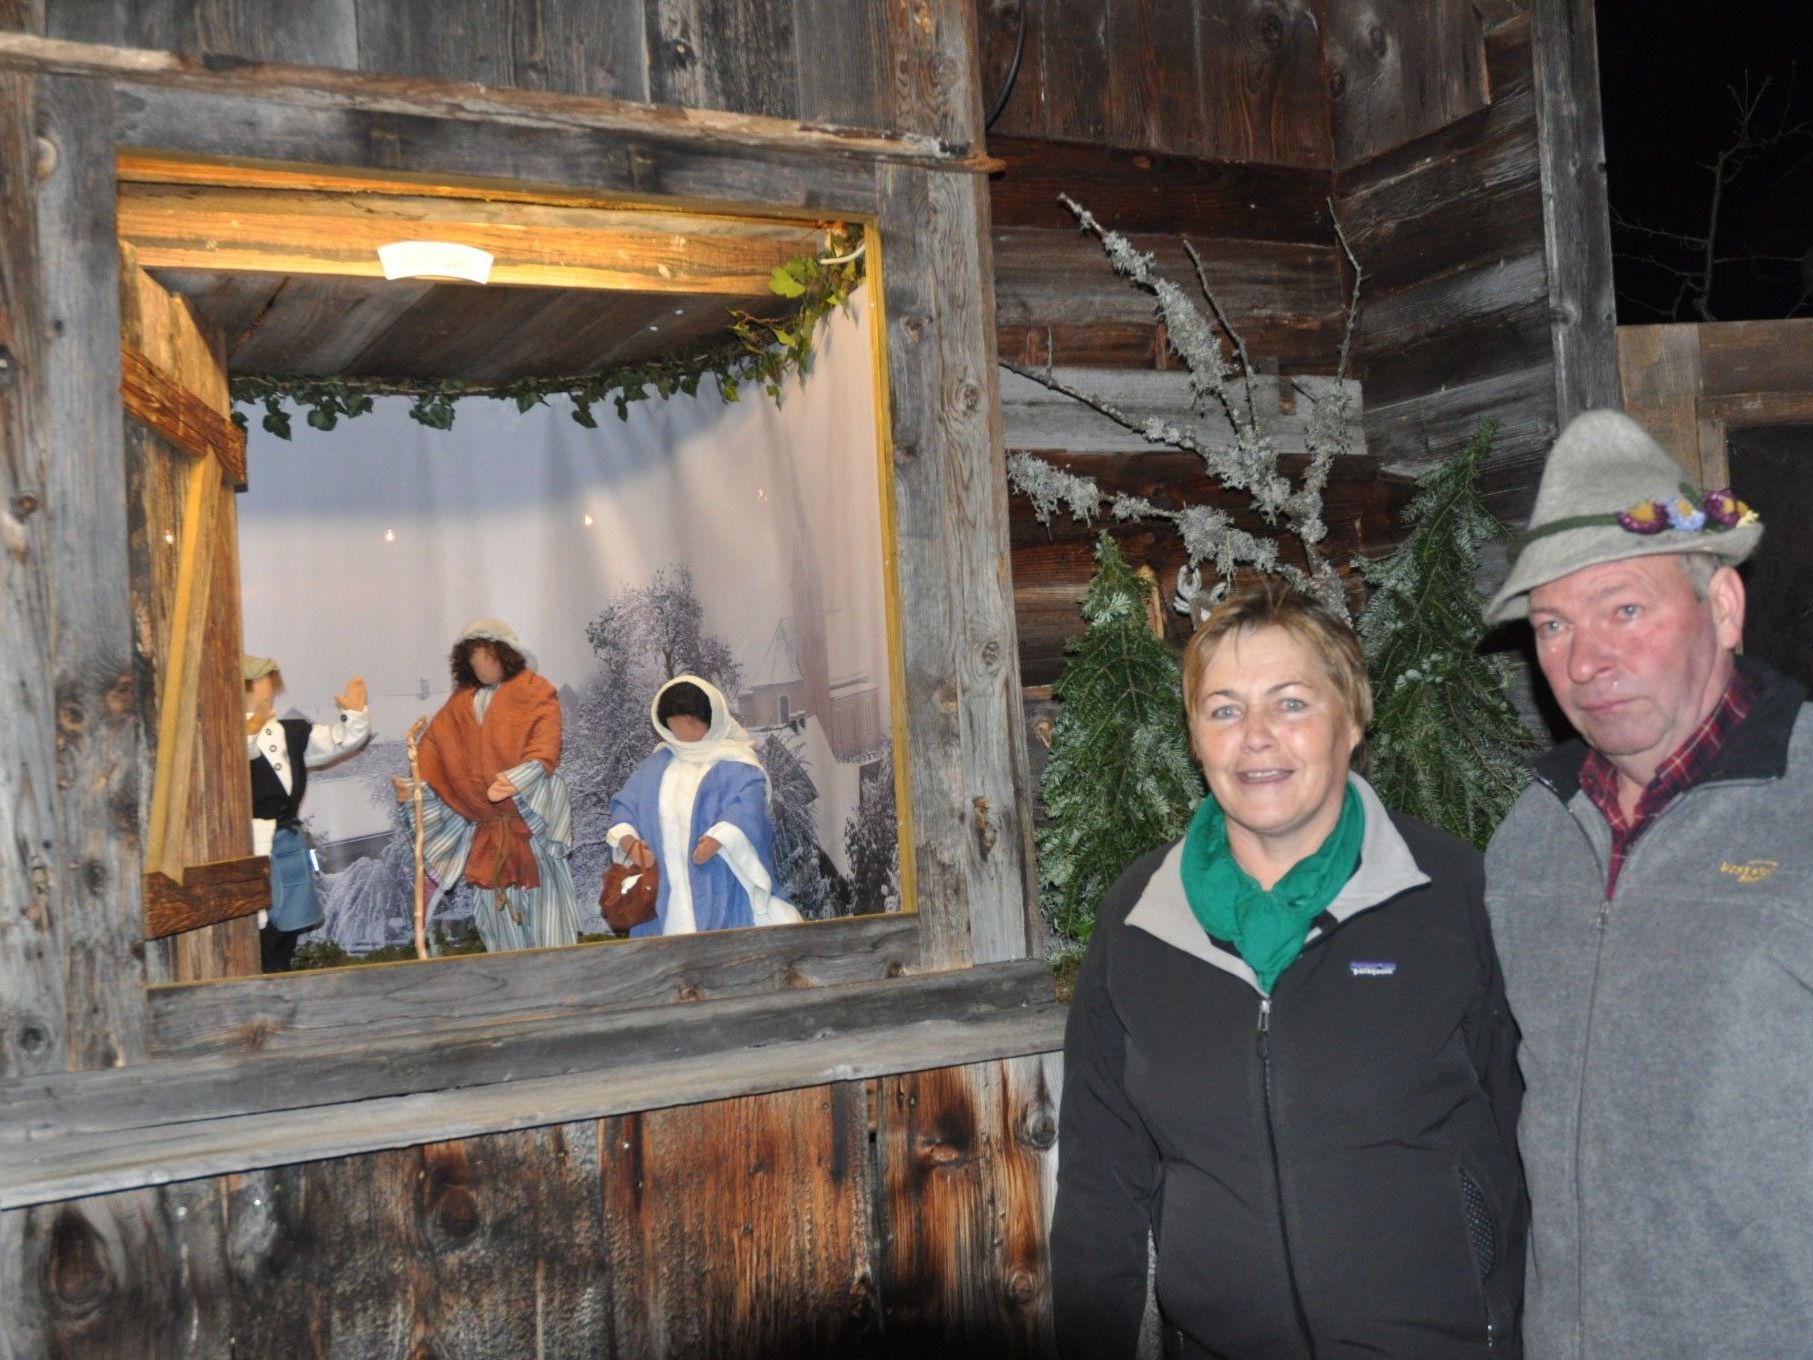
(755, 488, 767, 502)
(384, 529, 396, 543)
(582, 513, 594, 527)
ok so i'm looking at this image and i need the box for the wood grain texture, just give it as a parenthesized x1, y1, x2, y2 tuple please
(1325, 0, 1490, 167)
(645, 0, 800, 120)
(0, 70, 68, 1080)
(1530, 0, 1617, 421)
(511, 0, 648, 102)
(991, 225, 1346, 373)
(120, 347, 246, 482)
(0, 33, 991, 168)
(887, 0, 984, 146)
(35, 72, 147, 1070)
(143, 857, 269, 938)
(114, 87, 884, 217)
(986, 134, 1333, 241)
(604, 1085, 875, 1356)
(147, 911, 922, 1057)
(3, 993, 1067, 1208)
(873, 1053, 1059, 1355)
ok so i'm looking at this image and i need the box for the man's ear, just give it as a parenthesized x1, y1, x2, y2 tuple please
(1709, 565, 1746, 652)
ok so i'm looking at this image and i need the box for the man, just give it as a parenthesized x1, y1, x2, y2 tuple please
(1483, 409, 1812, 1360)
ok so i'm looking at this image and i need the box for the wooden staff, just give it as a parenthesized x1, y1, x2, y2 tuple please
(405, 716, 429, 960)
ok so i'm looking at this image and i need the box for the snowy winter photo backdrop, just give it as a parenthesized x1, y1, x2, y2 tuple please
(239, 288, 901, 957)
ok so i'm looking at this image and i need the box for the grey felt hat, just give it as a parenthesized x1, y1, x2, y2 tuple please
(1484, 409, 1762, 623)
(242, 654, 279, 683)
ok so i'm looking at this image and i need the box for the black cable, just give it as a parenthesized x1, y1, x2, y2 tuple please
(984, 0, 1031, 130)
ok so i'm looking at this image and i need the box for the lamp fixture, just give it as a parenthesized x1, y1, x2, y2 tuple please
(376, 241, 494, 284)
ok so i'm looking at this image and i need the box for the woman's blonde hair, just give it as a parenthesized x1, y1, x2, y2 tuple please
(1181, 578, 1372, 743)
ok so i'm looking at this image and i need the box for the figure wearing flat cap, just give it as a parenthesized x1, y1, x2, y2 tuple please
(395, 619, 580, 953)
(1482, 410, 1811, 1359)
(243, 655, 371, 971)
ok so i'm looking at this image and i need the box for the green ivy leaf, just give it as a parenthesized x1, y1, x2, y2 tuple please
(306, 405, 338, 431)
(571, 398, 598, 429)
(768, 263, 807, 298)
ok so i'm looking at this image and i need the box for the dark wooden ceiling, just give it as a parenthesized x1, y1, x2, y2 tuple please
(150, 269, 796, 382)
(118, 177, 823, 383)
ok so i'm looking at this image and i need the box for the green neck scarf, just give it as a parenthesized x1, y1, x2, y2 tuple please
(1181, 782, 1365, 994)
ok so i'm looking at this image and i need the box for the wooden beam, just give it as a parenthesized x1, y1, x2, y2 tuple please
(147, 910, 924, 1057)
(117, 183, 828, 296)
(0, 71, 147, 1077)
(998, 367, 1367, 456)
(986, 134, 1335, 243)
(0, 962, 1066, 1207)
(1530, 0, 1618, 420)
(0, 32, 1002, 173)
(142, 857, 269, 940)
(119, 346, 245, 484)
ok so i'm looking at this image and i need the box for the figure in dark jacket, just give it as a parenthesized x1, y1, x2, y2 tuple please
(1053, 580, 1526, 1360)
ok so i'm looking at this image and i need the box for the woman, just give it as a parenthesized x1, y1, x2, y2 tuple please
(244, 655, 370, 971)
(607, 674, 800, 936)
(396, 618, 579, 953)
(1052, 580, 1525, 1359)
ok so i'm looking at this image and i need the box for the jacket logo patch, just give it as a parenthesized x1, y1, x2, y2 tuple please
(1349, 960, 1396, 977)
(1719, 858, 1779, 885)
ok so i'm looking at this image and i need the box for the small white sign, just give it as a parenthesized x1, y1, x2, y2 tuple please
(376, 240, 495, 284)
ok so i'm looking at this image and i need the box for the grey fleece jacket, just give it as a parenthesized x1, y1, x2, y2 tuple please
(1485, 661, 1813, 1360)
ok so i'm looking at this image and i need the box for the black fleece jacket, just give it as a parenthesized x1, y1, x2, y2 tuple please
(1052, 792, 1525, 1360)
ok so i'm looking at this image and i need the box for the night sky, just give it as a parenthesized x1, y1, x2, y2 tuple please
(1596, 0, 1813, 323)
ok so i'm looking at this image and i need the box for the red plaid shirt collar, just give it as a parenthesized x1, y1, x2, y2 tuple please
(1579, 671, 1756, 896)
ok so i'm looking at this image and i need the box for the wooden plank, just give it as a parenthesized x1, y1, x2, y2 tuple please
(0, 1178, 235, 1358)
(1196, 0, 1329, 167)
(44, 0, 361, 70)
(1530, 0, 1618, 421)
(114, 88, 885, 219)
(1616, 323, 1704, 477)
(884, 0, 983, 146)
(644, 0, 799, 120)
(227, 1124, 609, 1358)
(986, 134, 1334, 242)
(510, 0, 649, 103)
(603, 1084, 874, 1354)
(0, 32, 999, 170)
(34, 72, 147, 1071)
(991, 226, 1347, 374)
(792, 0, 890, 128)
(1105, 0, 1203, 154)
(1325, 0, 1490, 167)
(998, 367, 1367, 456)
(9, 961, 1055, 1144)
(975, 0, 1040, 139)
(1692, 318, 1813, 398)
(1036, 0, 1107, 143)
(120, 346, 245, 482)
(143, 857, 270, 939)
(872, 1053, 1060, 1355)
(355, 0, 514, 87)
(0, 991, 1068, 1207)
(0, 70, 68, 1081)
(0, 0, 39, 33)
(147, 910, 922, 1057)
(117, 183, 826, 295)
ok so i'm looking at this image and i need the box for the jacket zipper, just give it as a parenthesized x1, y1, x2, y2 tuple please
(1257, 996, 1318, 1358)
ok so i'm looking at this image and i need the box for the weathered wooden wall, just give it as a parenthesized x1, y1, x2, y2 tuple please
(0, 1055, 1060, 1358)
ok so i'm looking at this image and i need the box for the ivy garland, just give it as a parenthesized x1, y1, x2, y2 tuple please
(231, 225, 865, 439)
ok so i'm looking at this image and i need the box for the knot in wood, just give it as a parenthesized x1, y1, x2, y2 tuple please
(971, 796, 997, 856)
(898, 315, 927, 346)
(955, 380, 982, 415)
(11, 491, 36, 516)
(17, 1019, 50, 1056)
(1329, 68, 1347, 101)
(671, 37, 695, 66)
(0, 345, 14, 384)
(1367, 22, 1389, 59)
(935, 678, 959, 713)
(1255, 1, 1288, 48)
(33, 136, 57, 182)
(676, 983, 704, 1002)
(434, 1186, 480, 1239)
(1005, 1267, 1040, 1306)
(1021, 1112, 1057, 1151)
(46, 1210, 108, 1312)
(980, 637, 1002, 670)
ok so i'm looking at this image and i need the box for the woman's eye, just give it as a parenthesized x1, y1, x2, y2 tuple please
(1279, 697, 1306, 713)
(1210, 705, 1238, 721)
(1617, 603, 1640, 619)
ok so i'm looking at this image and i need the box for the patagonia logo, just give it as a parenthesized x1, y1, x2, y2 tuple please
(1720, 859, 1779, 885)
(1350, 960, 1396, 977)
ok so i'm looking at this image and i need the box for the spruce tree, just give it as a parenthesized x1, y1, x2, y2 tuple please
(1037, 535, 1205, 949)
(1355, 421, 1539, 847)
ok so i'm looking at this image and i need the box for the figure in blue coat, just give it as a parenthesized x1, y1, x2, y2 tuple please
(607, 675, 802, 937)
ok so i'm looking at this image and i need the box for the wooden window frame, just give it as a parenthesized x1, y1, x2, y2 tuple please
(0, 35, 1060, 1209)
